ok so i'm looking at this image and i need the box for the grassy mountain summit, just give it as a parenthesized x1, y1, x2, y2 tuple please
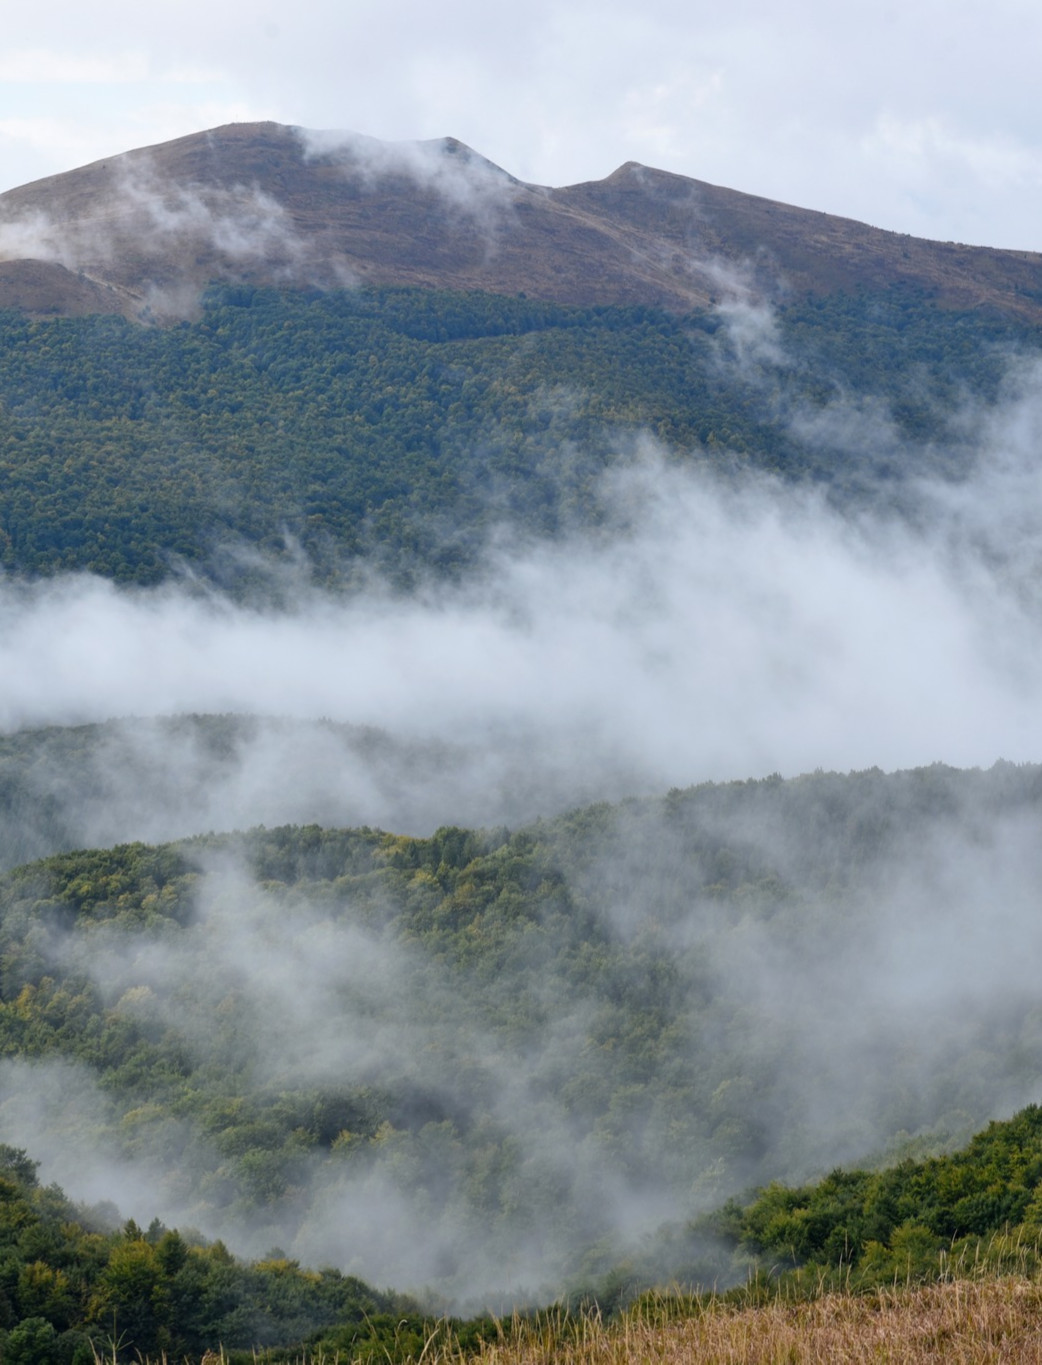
(1, 122, 1041, 321)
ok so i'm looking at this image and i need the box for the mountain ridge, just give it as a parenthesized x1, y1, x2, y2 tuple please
(1, 120, 1041, 321)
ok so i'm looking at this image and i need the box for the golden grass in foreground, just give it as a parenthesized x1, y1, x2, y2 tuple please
(109, 1278, 1042, 1364)
(473, 1281, 1042, 1365)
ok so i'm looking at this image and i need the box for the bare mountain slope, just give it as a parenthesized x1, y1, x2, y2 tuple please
(0, 120, 1040, 321)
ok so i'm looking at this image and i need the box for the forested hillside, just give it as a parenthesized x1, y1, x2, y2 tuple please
(2, 762, 1041, 1303)
(10, 1101, 1042, 1362)
(707, 1104, 1042, 1291)
(0, 284, 1033, 588)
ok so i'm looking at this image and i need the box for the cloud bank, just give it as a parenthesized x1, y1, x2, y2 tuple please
(1, 434, 1041, 790)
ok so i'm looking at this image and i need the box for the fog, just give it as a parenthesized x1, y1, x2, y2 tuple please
(2, 427, 1042, 788)
(0, 851, 688, 1301)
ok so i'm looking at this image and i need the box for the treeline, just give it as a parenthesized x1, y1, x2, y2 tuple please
(0, 284, 1035, 588)
(0, 1144, 446, 1364)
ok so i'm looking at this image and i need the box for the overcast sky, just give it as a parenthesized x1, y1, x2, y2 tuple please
(0, 0, 1039, 250)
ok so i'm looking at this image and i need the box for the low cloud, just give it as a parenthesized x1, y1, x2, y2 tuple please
(0, 146, 352, 315)
(1, 440, 1041, 784)
(0, 853, 684, 1303)
(298, 125, 521, 243)
(0, 163, 299, 268)
(6, 756, 1042, 1304)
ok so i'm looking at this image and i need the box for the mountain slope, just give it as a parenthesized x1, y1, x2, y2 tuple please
(0, 283, 1029, 586)
(715, 1103, 1042, 1289)
(1, 122, 1041, 321)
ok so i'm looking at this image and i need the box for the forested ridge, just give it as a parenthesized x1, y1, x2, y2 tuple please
(2, 761, 1042, 1314)
(0, 283, 1034, 588)
(709, 1104, 1042, 1290)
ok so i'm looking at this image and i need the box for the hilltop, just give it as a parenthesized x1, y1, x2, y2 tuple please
(1, 121, 1041, 321)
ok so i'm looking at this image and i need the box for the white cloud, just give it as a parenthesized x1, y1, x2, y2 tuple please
(872, 112, 1042, 181)
(0, 50, 151, 84)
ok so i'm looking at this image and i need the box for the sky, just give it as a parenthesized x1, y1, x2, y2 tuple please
(1, 0, 1041, 250)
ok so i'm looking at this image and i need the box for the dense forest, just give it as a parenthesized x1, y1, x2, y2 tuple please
(708, 1104, 1042, 1291)
(0, 283, 1035, 589)
(0, 1142, 460, 1364)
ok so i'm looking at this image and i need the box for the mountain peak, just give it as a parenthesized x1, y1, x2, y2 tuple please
(0, 122, 1039, 322)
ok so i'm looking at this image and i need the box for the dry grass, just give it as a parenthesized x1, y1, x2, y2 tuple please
(462, 1281, 1042, 1365)
(93, 1277, 1042, 1364)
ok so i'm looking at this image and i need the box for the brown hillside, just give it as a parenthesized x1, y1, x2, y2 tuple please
(0, 121, 1040, 321)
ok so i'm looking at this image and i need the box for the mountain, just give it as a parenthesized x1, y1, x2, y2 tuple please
(1, 122, 1038, 588)
(1, 121, 1042, 321)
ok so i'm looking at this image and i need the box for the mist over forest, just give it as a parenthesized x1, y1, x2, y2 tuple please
(3, 124, 1042, 1357)
(7, 760, 1042, 1308)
